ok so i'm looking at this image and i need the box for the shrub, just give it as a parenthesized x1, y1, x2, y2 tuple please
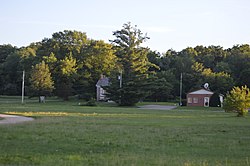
(85, 99, 97, 106)
(223, 85, 250, 117)
(209, 93, 221, 107)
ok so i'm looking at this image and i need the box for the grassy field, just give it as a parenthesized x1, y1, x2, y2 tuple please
(0, 99, 250, 166)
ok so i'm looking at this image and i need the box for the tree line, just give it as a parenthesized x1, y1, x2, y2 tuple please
(0, 22, 249, 105)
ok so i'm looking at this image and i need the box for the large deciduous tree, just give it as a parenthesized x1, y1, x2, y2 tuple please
(226, 44, 250, 87)
(1, 52, 22, 95)
(0, 45, 19, 95)
(55, 52, 78, 100)
(0, 44, 17, 64)
(191, 62, 234, 94)
(106, 22, 154, 106)
(76, 40, 117, 99)
(29, 61, 54, 99)
(38, 30, 87, 100)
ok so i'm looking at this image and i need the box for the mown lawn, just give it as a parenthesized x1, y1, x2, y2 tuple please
(0, 101, 250, 166)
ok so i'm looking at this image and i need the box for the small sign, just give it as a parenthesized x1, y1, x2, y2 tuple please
(40, 96, 45, 103)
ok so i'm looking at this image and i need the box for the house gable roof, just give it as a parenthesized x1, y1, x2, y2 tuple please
(188, 89, 214, 95)
(96, 77, 109, 87)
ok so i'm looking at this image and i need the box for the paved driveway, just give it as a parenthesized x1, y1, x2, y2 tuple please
(138, 105, 177, 110)
(0, 114, 34, 124)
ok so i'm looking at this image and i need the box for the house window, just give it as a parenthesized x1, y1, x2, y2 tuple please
(100, 88, 105, 95)
(193, 97, 198, 103)
(188, 97, 192, 103)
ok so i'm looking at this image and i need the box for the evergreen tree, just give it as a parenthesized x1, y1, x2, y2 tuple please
(106, 22, 154, 106)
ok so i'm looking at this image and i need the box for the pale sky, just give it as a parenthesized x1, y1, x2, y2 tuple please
(0, 0, 250, 52)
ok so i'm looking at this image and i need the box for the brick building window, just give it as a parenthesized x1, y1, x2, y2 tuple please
(193, 97, 198, 103)
(188, 97, 192, 103)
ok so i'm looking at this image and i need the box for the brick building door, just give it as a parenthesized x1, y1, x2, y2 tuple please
(204, 97, 209, 107)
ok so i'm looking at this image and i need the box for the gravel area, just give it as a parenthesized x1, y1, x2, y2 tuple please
(138, 105, 177, 110)
(0, 114, 34, 124)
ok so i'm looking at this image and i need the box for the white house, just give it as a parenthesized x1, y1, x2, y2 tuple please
(96, 76, 109, 101)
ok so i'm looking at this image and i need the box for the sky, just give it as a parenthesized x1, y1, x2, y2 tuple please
(0, 0, 250, 52)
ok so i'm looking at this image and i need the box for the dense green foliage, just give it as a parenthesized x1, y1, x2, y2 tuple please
(0, 101, 250, 165)
(209, 93, 221, 107)
(29, 61, 54, 97)
(0, 23, 249, 104)
(223, 85, 250, 117)
(105, 23, 154, 106)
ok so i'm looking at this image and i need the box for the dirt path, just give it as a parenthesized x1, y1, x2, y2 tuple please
(0, 114, 34, 124)
(138, 105, 177, 110)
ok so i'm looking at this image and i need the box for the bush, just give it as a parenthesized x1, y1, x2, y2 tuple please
(223, 85, 250, 117)
(181, 99, 187, 106)
(209, 93, 221, 107)
(85, 99, 97, 106)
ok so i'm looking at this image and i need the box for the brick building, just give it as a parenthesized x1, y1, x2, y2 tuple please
(186, 89, 214, 107)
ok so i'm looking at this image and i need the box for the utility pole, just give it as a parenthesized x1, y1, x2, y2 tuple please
(119, 70, 122, 88)
(179, 72, 182, 106)
(118, 70, 122, 105)
(22, 70, 25, 104)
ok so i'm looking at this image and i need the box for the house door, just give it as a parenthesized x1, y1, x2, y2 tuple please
(204, 97, 209, 107)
